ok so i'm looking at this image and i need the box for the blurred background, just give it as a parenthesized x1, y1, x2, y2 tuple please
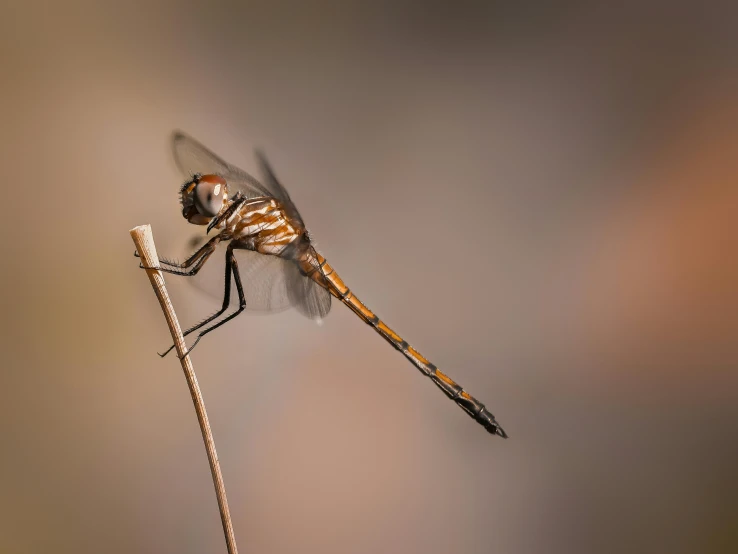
(1, 1, 737, 553)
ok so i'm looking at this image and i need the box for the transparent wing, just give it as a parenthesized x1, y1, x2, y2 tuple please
(181, 235, 331, 319)
(285, 265, 332, 320)
(180, 236, 292, 313)
(172, 131, 273, 200)
(254, 149, 305, 227)
(172, 131, 307, 227)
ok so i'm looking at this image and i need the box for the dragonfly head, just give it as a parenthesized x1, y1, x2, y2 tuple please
(179, 174, 228, 225)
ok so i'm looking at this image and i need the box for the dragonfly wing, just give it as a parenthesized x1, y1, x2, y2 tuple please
(179, 235, 293, 313)
(284, 264, 332, 320)
(180, 235, 331, 319)
(235, 250, 297, 312)
(172, 131, 310, 229)
(254, 149, 305, 228)
(172, 131, 273, 200)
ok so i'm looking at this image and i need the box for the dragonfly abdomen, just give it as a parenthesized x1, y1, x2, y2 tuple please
(300, 250, 507, 438)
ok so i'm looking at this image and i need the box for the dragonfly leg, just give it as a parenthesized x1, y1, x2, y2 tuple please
(158, 242, 236, 358)
(177, 243, 248, 359)
(134, 236, 211, 267)
(139, 236, 221, 277)
(206, 194, 246, 235)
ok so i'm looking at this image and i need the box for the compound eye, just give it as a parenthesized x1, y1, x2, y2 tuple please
(194, 175, 226, 217)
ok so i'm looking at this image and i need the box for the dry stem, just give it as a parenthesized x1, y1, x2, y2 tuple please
(130, 224, 238, 554)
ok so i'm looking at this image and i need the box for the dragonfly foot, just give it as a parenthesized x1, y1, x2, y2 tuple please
(178, 336, 203, 359)
(157, 331, 205, 359)
(158, 343, 177, 358)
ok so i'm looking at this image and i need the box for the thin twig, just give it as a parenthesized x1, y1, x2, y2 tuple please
(130, 224, 238, 554)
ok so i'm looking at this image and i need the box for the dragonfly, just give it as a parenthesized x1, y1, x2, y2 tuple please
(139, 131, 507, 438)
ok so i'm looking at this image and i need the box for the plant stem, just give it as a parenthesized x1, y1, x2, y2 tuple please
(130, 224, 238, 554)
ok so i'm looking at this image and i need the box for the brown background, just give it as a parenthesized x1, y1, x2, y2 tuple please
(1, 1, 737, 553)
